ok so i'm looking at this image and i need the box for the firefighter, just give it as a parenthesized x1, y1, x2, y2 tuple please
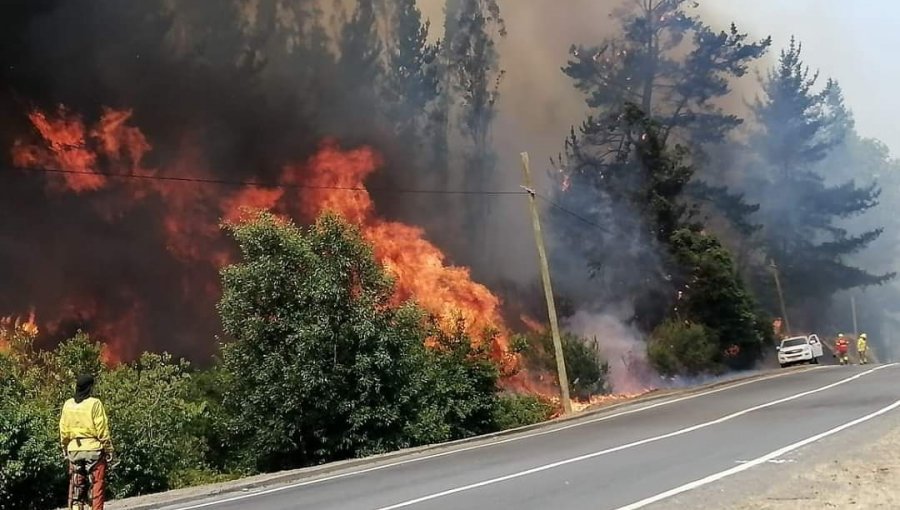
(835, 334, 850, 365)
(60, 374, 112, 510)
(857, 333, 869, 365)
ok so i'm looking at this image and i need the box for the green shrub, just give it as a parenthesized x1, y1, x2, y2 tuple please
(99, 353, 207, 498)
(522, 331, 608, 400)
(0, 354, 66, 510)
(492, 394, 556, 430)
(217, 212, 505, 472)
(647, 319, 721, 377)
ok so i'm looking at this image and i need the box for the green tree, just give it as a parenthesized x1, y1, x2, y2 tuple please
(749, 39, 892, 326)
(0, 351, 66, 510)
(439, 0, 505, 254)
(551, 0, 771, 320)
(340, 0, 383, 91)
(384, 0, 441, 145)
(556, 104, 694, 329)
(99, 353, 207, 497)
(558, 105, 770, 369)
(563, 0, 769, 147)
(647, 319, 720, 376)
(557, 1, 770, 296)
(669, 227, 771, 368)
(217, 212, 504, 471)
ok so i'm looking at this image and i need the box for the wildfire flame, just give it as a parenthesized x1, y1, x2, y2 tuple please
(549, 390, 655, 418)
(11, 106, 525, 378)
(289, 142, 518, 373)
(0, 310, 39, 351)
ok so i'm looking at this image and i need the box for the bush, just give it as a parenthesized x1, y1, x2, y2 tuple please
(99, 353, 207, 497)
(409, 320, 502, 444)
(492, 394, 555, 430)
(647, 320, 721, 377)
(523, 330, 608, 400)
(669, 228, 771, 369)
(217, 212, 505, 471)
(0, 354, 67, 510)
(0, 330, 211, 503)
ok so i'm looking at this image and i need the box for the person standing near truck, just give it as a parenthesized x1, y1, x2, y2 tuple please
(857, 333, 869, 365)
(835, 334, 850, 365)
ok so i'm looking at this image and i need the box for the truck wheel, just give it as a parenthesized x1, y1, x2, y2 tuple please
(780, 363, 787, 368)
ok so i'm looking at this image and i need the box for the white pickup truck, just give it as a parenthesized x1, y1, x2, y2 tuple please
(777, 334, 824, 368)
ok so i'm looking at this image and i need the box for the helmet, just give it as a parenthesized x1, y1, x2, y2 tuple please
(860, 333, 867, 339)
(838, 333, 844, 338)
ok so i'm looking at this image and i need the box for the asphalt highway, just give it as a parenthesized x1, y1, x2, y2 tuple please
(160, 364, 900, 510)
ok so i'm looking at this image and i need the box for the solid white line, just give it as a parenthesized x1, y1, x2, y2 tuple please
(615, 397, 900, 510)
(372, 364, 894, 510)
(168, 366, 822, 510)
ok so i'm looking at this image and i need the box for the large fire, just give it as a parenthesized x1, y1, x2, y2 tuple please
(290, 144, 516, 372)
(10, 105, 520, 375)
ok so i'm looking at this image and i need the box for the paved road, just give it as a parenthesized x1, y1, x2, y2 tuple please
(160, 364, 900, 510)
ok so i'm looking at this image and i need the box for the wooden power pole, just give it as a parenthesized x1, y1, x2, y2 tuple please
(770, 260, 791, 337)
(851, 295, 858, 337)
(520, 152, 572, 415)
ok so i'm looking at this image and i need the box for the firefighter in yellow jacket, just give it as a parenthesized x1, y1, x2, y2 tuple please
(858, 333, 869, 365)
(59, 374, 112, 510)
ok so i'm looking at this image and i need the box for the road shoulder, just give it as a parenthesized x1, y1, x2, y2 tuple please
(728, 415, 900, 510)
(106, 366, 816, 510)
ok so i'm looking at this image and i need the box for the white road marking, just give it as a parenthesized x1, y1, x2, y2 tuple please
(372, 364, 893, 510)
(616, 397, 900, 509)
(168, 366, 823, 510)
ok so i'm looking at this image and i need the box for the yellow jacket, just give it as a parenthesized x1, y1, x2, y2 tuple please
(858, 337, 868, 351)
(59, 397, 112, 453)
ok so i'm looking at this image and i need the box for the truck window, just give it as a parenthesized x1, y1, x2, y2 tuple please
(781, 338, 807, 348)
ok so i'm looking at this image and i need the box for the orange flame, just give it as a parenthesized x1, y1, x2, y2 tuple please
(550, 391, 654, 417)
(10, 106, 535, 385)
(290, 142, 518, 373)
(0, 310, 40, 352)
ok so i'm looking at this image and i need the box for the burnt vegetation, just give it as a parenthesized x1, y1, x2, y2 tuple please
(2, 0, 899, 506)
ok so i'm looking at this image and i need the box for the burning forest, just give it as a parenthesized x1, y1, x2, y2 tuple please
(4, 0, 900, 504)
(7, 105, 522, 375)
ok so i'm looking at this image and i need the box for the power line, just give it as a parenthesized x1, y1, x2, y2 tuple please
(6, 166, 528, 196)
(7, 165, 611, 233)
(534, 192, 611, 233)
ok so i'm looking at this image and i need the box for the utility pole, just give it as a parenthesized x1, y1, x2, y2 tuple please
(851, 295, 858, 338)
(520, 152, 572, 415)
(770, 260, 791, 337)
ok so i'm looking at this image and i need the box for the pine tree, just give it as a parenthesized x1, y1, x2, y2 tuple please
(339, 0, 384, 95)
(750, 39, 892, 325)
(563, 0, 769, 147)
(384, 0, 441, 153)
(438, 0, 505, 257)
(560, 0, 769, 234)
(554, 1, 768, 321)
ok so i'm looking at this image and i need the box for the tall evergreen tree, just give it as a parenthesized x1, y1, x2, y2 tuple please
(560, 0, 769, 237)
(438, 0, 505, 256)
(384, 0, 441, 155)
(563, 0, 769, 148)
(749, 39, 892, 326)
(560, 103, 769, 365)
(339, 0, 384, 99)
(555, 0, 768, 320)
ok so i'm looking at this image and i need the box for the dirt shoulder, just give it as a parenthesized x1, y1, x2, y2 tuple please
(726, 417, 900, 509)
